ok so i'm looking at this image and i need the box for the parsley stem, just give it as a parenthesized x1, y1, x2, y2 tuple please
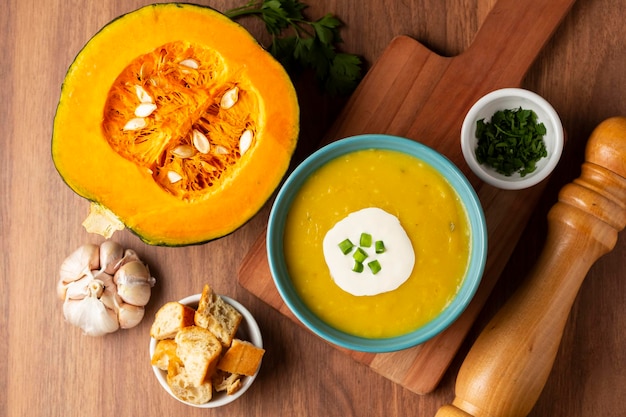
(223, 1, 264, 19)
(225, 9, 263, 19)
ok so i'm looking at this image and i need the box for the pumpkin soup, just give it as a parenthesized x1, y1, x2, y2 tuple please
(283, 148, 471, 338)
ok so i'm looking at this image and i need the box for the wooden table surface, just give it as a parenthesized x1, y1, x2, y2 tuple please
(2, 0, 625, 416)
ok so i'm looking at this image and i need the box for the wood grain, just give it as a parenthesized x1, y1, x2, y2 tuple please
(2, 1, 626, 417)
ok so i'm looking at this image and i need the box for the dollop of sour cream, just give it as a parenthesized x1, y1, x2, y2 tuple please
(322, 207, 415, 296)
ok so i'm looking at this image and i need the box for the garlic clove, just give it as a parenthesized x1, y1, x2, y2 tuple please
(94, 269, 114, 286)
(99, 240, 125, 275)
(92, 271, 118, 310)
(114, 261, 155, 306)
(59, 244, 100, 284)
(118, 303, 145, 329)
(118, 282, 152, 307)
(63, 275, 92, 300)
(116, 248, 142, 269)
(62, 282, 119, 336)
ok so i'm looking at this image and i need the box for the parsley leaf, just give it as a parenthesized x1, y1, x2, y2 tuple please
(225, 0, 363, 95)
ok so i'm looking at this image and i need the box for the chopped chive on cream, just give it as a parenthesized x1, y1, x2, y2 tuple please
(339, 233, 386, 275)
(368, 260, 382, 275)
(353, 247, 368, 263)
(338, 238, 354, 255)
(359, 232, 372, 247)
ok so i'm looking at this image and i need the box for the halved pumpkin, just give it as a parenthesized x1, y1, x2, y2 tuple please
(52, 3, 299, 246)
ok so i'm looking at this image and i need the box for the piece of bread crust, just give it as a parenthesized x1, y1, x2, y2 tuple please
(211, 370, 243, 395)
(194, 284, 243, 348)
(167, 360, 213, 405)
(175, 326, 222, 387)
(217, 339, 265, 377)
(150, 301, 195, 340)
(151, 339, 179, 371)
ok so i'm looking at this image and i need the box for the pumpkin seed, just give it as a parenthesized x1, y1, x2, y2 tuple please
(215, 145, 229, 155)
(134, 85, 153, 103)
(220, 87, 239, 109)
(192, 129, 210, 154)
(172, 145, 194, 158)
(179, 58, 199, 69)
(167, 171, 183, 183)
(239, 129, 253, 156)
(134, 103, 157, 118)
(123, 117, 146, 131)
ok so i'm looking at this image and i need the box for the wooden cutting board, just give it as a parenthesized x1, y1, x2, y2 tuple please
(239, 0, 576, 395)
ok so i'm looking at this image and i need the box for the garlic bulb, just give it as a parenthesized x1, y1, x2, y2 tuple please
(58, 241, 156, 336)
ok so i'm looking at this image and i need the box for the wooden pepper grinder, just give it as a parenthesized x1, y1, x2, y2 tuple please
(435, 117, 626, 417)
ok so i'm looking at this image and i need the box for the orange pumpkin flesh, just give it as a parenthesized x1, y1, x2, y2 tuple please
(52, 3, 300, 246)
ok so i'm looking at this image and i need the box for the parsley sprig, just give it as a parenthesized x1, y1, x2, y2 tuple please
(225, 0, 363, 95)
(475, 108, 548, 177)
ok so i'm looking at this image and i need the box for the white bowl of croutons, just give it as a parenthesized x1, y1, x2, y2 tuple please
(149, 284, 265, 408)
